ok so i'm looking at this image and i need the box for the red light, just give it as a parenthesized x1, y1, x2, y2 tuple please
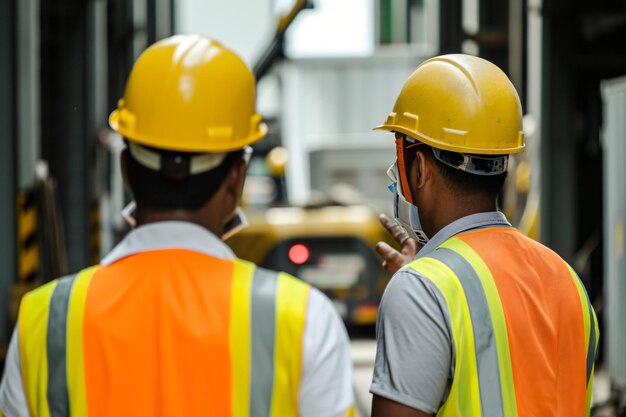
(288, 244, 310, 265)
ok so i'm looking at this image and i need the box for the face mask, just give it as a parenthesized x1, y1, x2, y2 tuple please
(122, 201, 138, 227)
(387, 162, 429, 245)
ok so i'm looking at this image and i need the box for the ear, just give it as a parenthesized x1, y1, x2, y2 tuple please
(412, 150, 432, 188)
(224, 158, 247, 200)
(407, 150, 434, 204)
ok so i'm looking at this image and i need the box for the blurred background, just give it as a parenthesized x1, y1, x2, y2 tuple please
(1, 0, 626, 414)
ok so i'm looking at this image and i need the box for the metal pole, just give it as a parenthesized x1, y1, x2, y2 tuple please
(40, 0, 91, 272)
(147, 0, 157, 45)
(527, 0, 543, 241)
(508, 0, 524, 101)
(539, 0, 577, 261)
(133, 0, 149, 60)
(439, 0, 463, 53)
(155, 0, 173, 40)
(17, 0, 41, 191)
(0, 0, 18, 349)
(88, 0, 109, 262)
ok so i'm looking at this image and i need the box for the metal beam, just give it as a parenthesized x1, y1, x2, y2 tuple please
(133, 0, 148, 60)
(107, 0, 134, 112)
(148, 0, 157, 45)
(539, 0, 577, 262)
(508, 0, 525, 101)
(170, 0, 176, 34)
(148, 0, 173, 44)
(88, 0, 108, 130)
(439, 0, 463, 53)
(0, 0, 17, 347)
(156, 0, 173, 40)
(17, 0, 40, 191)
(40, 0, 91, 272)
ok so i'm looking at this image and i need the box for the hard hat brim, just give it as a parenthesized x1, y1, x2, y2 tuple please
(109, 110, 268, 153)
(373, 124, 525, 155)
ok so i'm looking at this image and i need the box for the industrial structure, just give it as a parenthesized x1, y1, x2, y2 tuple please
(1, 0, 625, 412)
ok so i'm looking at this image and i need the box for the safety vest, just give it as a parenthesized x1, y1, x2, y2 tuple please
(408, 228, 598, 417)
(17, 250, 311, 417)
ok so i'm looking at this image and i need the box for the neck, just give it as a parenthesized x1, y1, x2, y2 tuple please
(428, 194, 497, 237)
(135, 205, 224, 237)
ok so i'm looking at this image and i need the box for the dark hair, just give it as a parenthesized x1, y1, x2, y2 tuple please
(418, 147, 508, 198)
(126, 144, 244, 211)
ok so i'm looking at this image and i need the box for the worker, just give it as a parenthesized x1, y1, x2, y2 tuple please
(0, 35, 354, 417)
(370, 54, 599, 417)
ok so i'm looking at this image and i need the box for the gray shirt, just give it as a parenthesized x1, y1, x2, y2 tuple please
(370, 211, 511, 414)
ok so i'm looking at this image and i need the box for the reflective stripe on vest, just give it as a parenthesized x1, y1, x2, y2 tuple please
(18, 254, 310, 417)
(18, 266, 98, 417)
(567, 264, 600, 415)
(230, 260, 310, 417)
(407, 229, 598, 417)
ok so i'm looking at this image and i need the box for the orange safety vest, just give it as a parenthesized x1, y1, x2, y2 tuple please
(407, 228, 599, 417)
(17, 250, 313, 417)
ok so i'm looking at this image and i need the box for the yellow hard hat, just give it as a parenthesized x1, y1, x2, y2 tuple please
(375, 54, 524, 155)
(109, 35, 267, 153)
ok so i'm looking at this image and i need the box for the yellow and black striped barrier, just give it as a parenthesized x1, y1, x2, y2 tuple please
(16, 191, 39, 282)
(10, 191, 40, 323)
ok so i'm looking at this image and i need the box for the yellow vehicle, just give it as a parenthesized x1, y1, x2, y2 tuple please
(227, 204, 396, 327)
(225, 0, 397, 328)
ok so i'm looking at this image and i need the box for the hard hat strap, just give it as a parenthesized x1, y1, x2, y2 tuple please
(394, 133, 428, 205)
(128, 142, 227, 179)
(431, 148, 508, 176)
(395, 132, 509, 178)
(395, 137, 415, 205)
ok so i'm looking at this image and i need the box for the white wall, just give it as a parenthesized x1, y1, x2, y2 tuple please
(280, 53, 426, 204)
(176, 0, 274, 65)
(176, 0, 375, 64)
(285, 0, 374, 58)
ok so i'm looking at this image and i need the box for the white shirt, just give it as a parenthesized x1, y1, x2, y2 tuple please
(0, 221, 354, 417)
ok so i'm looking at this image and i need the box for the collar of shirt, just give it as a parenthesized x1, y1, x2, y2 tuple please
(416, 211, 512, 259)
(100, 221, 236, 266)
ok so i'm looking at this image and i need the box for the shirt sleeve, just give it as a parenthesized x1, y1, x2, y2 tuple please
(0, 327, 31, 417)
(370, 269, 454, 414)
(299, 288, 354, 417)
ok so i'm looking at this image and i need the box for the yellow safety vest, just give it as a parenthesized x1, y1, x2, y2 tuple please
(17, 251, 318, 417)
(408, 229, 598, 417)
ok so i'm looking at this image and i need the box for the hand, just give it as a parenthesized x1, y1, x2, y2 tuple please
(375, 213, 420, 273)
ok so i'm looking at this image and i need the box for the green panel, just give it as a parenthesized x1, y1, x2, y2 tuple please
(379, 0, 392, 44)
